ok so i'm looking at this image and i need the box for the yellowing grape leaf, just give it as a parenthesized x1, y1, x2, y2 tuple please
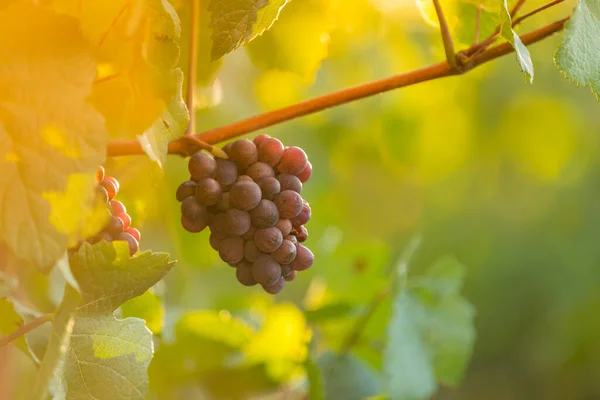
(555, 0, 600, 99)
(51, 0, 188, 164)
(210, 0, 291, 60)
(44, 241, 175, 400)
(0, 297, 28, 355)
(246, 0, 336, 82)
(500, 0, 534, 83)
(0, 3, 108, 270)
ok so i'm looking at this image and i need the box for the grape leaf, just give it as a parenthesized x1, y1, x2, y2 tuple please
(51, 0, 188, 165)
(316, 352, 382, 400)
(43, 241, 174, 400)
(0, 3, 108, 269)
(121, 290, 165, 334)
(500, 0, 534, 83)
(555, 0, 600, 99)
(210, 0, 291, 60)
(305, 302, 362, 323)
(383, 257, 476, 399)
(246, 0, 336, 81)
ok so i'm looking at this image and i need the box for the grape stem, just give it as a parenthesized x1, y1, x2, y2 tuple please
(106, 18, 568, 157)
(0, 314, 54, 348)
(432, 0, 458, 69)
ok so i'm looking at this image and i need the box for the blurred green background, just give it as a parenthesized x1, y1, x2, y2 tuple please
(6, 0, 600, 398)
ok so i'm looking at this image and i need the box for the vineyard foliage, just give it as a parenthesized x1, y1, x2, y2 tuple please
(1, 0, 600, 399)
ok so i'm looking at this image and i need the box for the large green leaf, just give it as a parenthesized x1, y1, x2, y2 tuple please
(555, 0, 600, 99)
(210, 0, 291, 60)
(316, 352, 382, 400)
(38, 241, 174, 400)
(383, 257, 476, 400)
(500, 0, 534, 82)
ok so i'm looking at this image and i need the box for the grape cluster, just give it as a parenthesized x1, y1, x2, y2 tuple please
(176, 135, 314, 294)
(90, 166, 141, 256)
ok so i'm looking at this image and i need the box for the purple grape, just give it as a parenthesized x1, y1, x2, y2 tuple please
(258, 177, 280, 200)
(229, 180, 262, 211)
(218, 237, 245, 265)
(296, 161, 312, 183)
(290, 199, 311, 226)
(276, 146, 308, 175)
(244, 239, 260, 263)
(275, 219, 292, 236)
(258, 138, 284, 167)
(271, 239, 297, 264)
(248, 199, 279, 228)
(295, 225, 308, 242)
(229, 139, 258, 170)
(277, 174, 302, 194)
(104, 215, 124, 237)
(223, 208, 251, 236)
(181, 215, 209, 233)
(252, 254, 282, 286)
(274, 190, 303, 219)
(116, 232, 139, 256)
(236, 262, 257, 286)
(181, 197, 208, 221)
(291, 244, 314, 271)
(245, 162, 275, 182)
(195, 178, 222, 206)
(188, 152, 216, 181)
(254, 227, 283, 253)
(214, 159, 238, 187)
(262, 277, 285, 294)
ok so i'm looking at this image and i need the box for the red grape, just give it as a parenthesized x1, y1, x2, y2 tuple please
(258, 177, 280, 200)
(262, 277, 285, 294)
(181, 215, 208, 233)
(110, 200, 127, 214)
(116, 232, 139, 256)
(274, 190, 303, 219)
(253, 134, 270, 147)
(242, 225, 257, 240)
(229, 139, 258, 169)
(258, 138, 284, 167)
(290, 199, 311, 226)
(284, 270, 296, 281)
(296, 161, 312, 183)
(277, 174, 302, 194)
(100, 178, 118, 200)
(252, 254, 282, 286)
(214, 159, 238, 187)
(188, 152, 217, 181)
(248, 199, 279, 228)
(281, 264, 292, 277)
(224, 208, 251, 236)
(124, 227, 140, 242)
(244, 239, 260, 263)
(96, 166, 105, 183)
(295, 225, 308, 242)
(105, 215, 124, 236)
(181, 197, 208, 222)
(117, 212, 131, 229)
(271, 239, 296, 264)
(195, 178, 222, 206)
(176, 181, 196, 202)
(245, 162, 275, 182)
(96, 185, 109, 204)
(218, 237, 245, 265)
(229, 180, 262, 211)
(209, 231, 227, 250)
(285, 234, 298, 245)
(254, 227, 283, 253)
(291, 244, 314, 271)
(277, 146, 308, 175)
(236, 262, 257, 286)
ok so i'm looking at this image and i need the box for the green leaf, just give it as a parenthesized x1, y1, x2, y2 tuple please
(555, 0, 600, 99)
(209, 0, 291, 60)
(305, 302, 362, 323)
(121, 290, 165, 334)
(383, 257, 476, 399)
(246, 0, 336, 81)
(0, 297, 28, 355)
(38, 241, 174, 400)
(317, 352, 382, 400)
(0, 3, 108, 270)
(306, 357, 325, 400)
(500, 0, 534, 83)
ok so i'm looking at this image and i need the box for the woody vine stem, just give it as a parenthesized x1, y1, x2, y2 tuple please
(106, 0, 568, 158)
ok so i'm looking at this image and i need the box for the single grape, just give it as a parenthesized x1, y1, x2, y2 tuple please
(284, 270, 297, 281)
(271, 239, 296, 264)
(176, 181, 196, 202)
(248, 199, 279, 228)
(216, 192, 230, 212)
(222, 142, 234, 156)
(291, 244, 314, 271)
(195, 178, 222, 206)
(93, 231, 113, 243)
(245, 162, 275, 182)
(285, 234, 298, 245)
(275, 219, 292, 236)
(276, 146, 308, 175)
(214, 158, 238, 187)
(181, 215, 208, 233)
(209, 212, 227, 234)
(105, 215, 124, 237)
(295, 225, 308, 242)
(117, 232, 139, 256)
(96, 185, 109, 205)
(251, 254, 282, 286)
(124, 227, 140, 242)
(116, 212, 131, 229)
(253, 134, 270, 147)
(242, 225, 257, 240)
(262, 277, 285, 294)
(277, 174, 302, 194)
(188, 152, 217, 181)
(96, 166, 105, 183)
(181, 197, 208, 221)
(258, 138, 284, 167)
(218, 237, 245, 265)
(229, 139, 258, 169)
(229, 180, 262, 211)
(224, 208, 251, 236)
(109, 200, 127, 214)
(290, 199, 311, 226)
(236, 262, 257, 286)
(100, 178, 118, 200)
(296, 161, 312, 183)
(244, 239, 260, 263)
(281, 263, 292, 277)
(254, 227, 283, 253)
(258, 177, 280, 200)
(274, 190, 303, 219)
(237, 175, 253, 182)
(209, 231, 227, 250)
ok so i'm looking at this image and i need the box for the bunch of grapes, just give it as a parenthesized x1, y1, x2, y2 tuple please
(176, 135, 314, 294)
(88, 166, 141, 256)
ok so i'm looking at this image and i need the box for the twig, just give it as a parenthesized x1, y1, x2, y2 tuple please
(0, 314, 53, 348)
(513, 0, 566, 26)
(185, 0, 200, 136)
(432, 0, 458, 69)
(105, 19, 568, 157)
(511, 0, 527, 17)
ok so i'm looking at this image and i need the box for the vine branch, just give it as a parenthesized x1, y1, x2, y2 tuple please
(0, 314, 53, 348)
(106, 18, 568, 158)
